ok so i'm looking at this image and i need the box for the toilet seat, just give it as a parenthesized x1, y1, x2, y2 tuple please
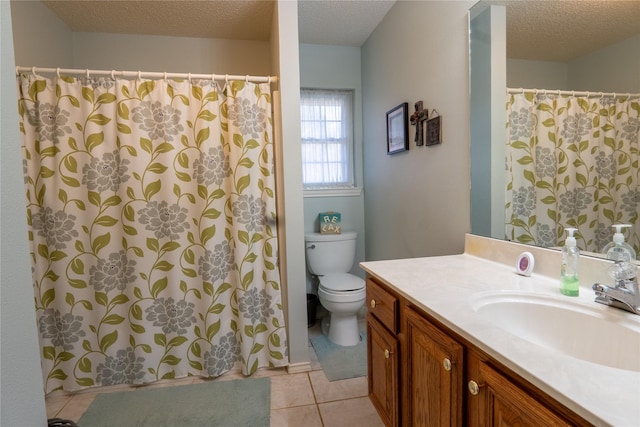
(318, 273, 365, 293)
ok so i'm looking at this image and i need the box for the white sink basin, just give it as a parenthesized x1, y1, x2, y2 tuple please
(470, 291, 640, 372)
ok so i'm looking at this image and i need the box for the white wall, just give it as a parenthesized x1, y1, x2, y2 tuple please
(10, 0, 73, 67)
(271, 0, 308, 369)
(11, 0, 271, 76)
(507, 59, 568, 90)
(568, 34, 640, 93)
(362, 1, 474, 261)
(71, 33, 271, 75)
(470, 4, 506, 240)
(1, 2, 48, 425)
(506, 35, 639, 93)
(11, 1, 270, 75)
(299, 44, 366, 292)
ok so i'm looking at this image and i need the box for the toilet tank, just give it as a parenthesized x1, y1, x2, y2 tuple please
(305, 231, 357, 275)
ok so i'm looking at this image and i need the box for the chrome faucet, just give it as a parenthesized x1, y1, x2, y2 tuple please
(592, 262, 640, 315)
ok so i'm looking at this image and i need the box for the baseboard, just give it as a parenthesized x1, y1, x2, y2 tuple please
(286, 361, 312, 374)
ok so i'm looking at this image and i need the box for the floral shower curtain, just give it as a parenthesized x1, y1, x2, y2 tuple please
(506, 90, 640, 256)
(17, 72, 288, 393)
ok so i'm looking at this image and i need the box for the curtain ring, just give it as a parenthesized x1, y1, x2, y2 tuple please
(188, 72, 192, 82)
(267, 76, 271, 84)
(137, 70, 141, 80)
(86, 69, 90, 78)
(211, 73, 216, 82)
(111, 70, 116, 80)
(225, 74, 229, 84)
(56, 68, 61, 78)
(32, 66, 36, 76)
(245, 75, 249, 83)
(586, 91, 590, 98)
(164, 72, 167, 82)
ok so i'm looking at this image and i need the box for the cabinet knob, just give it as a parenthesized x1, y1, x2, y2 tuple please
(370, 299, 377, 309)
(443, 358, 452, 371)
(384, 349, 393, 359)
(468, 380, 481, 396)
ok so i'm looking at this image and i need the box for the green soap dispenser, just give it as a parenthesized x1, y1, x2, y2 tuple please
(560, 228, 579, 296)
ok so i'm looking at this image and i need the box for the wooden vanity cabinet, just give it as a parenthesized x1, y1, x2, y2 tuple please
(366, 278, 400, 426)
(365, 276, 591, 427)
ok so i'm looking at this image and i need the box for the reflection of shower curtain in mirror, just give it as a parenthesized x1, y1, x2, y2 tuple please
(506, 91, 639, 257)
(17, 72, 288, 393)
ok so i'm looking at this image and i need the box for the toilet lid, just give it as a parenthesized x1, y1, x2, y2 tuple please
(319, 273, 365, 292)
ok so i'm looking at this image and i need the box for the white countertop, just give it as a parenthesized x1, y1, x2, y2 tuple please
(360, 236, 640, 427)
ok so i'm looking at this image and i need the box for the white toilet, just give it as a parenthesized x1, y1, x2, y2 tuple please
(305, 231, 365, 346)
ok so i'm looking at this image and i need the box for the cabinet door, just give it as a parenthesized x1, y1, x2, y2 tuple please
(472, 360, 572, 427)
(367, 313, 400, 427)
(405, 308, 464, 427)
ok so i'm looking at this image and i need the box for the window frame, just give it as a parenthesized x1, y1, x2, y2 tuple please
(300, 88, 360, 197)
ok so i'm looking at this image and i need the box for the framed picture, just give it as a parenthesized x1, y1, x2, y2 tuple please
(426, 115, 442, 146)
(386, 103, 409, 154)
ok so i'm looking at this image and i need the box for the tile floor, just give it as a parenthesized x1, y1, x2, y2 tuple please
(45, 319, 384, 427)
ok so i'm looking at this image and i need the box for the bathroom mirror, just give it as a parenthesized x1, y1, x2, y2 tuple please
(469, 0, 640, 262)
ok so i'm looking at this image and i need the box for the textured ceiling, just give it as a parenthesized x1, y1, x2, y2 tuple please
(41, 0, 640, 60)
(503, 0, 640, 61)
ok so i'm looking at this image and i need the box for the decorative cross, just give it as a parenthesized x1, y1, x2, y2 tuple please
(410, 101, 428, 146)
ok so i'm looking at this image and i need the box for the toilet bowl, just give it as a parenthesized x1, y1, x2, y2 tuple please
(317, 274, 366, 346)
(305, 232, 365, 347)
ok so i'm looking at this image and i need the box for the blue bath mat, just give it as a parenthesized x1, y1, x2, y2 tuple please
(311, 330, 367, 381)
(77, 377, 270, 426)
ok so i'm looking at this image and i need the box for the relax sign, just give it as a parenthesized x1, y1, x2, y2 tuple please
(319, 212, 341, 234)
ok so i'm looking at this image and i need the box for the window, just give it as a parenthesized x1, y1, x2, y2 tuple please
(300, 89, 355, 192)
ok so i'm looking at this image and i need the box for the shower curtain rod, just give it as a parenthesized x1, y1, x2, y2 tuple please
(16, 66, 278, 84)
(508, 87, 639, 98)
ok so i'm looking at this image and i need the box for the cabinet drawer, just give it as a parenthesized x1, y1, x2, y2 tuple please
(366, 278, 398, 333)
